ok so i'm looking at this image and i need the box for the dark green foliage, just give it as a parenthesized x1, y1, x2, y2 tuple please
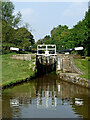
(13, 27, 35, 49)
(1, 1, 14, 26)
(1, 1, 22, 28)
(1, 0, 35, 54)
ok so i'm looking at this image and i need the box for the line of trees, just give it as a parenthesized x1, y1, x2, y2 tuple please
(37, 7, 90, 56)
(1, 0, 35, 54)
(1, 0, 89, 56)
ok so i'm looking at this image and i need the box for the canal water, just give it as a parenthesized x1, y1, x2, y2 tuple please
(2, 74, 90, 118)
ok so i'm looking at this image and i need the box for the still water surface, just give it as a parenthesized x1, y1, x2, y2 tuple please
(2, 74, 90, 118)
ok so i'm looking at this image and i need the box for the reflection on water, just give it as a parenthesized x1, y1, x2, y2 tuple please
(2, 74, 90, 118)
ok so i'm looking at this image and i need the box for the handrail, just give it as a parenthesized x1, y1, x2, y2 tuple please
(37, 44, 57, 56)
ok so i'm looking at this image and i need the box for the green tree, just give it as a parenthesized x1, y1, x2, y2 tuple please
(1, 0, 22, 53)
(1, 0, 22, 27)
(50, 25, 69, 50)
(1, 0, 35, 54)
(13, 27, 35, 49)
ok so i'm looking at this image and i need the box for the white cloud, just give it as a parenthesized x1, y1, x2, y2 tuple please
(14, 7, 39, 34)
(19, 8, 39, 24)
(61, 2, 88, 28)
(62, 2, 88, 17)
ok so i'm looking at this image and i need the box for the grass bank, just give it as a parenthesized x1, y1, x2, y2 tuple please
(74, 58, 90, 80)
(2, 53, 36, 88)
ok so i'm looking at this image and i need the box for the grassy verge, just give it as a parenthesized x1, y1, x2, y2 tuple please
(2, 53, 36, 87)
(74, 58, 90, 80)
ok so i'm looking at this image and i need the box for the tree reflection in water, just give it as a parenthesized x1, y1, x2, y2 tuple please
(2, 74, 90, 118)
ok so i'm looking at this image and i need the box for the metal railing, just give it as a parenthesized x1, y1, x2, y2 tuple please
(37, 44, 57, 56)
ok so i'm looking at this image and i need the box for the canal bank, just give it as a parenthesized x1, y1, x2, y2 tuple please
(56, 54, 90, 88)
(57, 72, 90, 88)
(2, 53, 36, 89)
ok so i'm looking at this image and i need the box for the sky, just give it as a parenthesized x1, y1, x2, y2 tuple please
(13, 2, 88, 42)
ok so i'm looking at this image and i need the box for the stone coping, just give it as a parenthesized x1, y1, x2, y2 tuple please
(57, 72, 90, 89)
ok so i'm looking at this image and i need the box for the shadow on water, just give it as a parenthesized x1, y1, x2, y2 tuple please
(2, 74, 90, 118)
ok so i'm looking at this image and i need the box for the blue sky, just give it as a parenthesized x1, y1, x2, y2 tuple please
(13, 2, 88, 41)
